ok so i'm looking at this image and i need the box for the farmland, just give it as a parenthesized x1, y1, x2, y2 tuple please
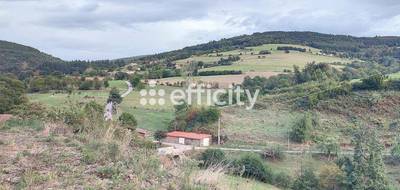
(175, 44, 352, 73)
(168, 44, 353, 88)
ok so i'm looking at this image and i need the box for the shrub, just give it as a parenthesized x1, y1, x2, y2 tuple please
(292, 167, 319, 190)
(277, 46, 306, 52)
(11, 102, 48, 120)
(290, 113, 312, 143)
(388, 79, 400, 90)
(200, 149, 226, 168)
(353, 74, 387, 90)
(0, 76, 26, 113)
(96, 166, 120, 179)
(259, 50, 271, 55)
(262, 145, 286, 161)
(153, 130, 167, 141)
(107, 87, 123, 104)
(83, 101, 104, 120)
(318, 164, 344, 190)
(198, 70, 242, 76)
(232, 153, 273, 183)
(391, 141, 400, 162)
(317, 136, 340, 159)
(118, 113, 137, 131)
(273, 172, 293, 189)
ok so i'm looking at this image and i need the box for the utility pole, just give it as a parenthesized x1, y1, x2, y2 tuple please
(218, 118, 221, 145)
(287, 128, 290, 150)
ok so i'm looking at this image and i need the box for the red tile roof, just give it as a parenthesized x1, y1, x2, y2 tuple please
(166, 131, 211, 140)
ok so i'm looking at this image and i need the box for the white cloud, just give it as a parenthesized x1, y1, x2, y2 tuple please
(0, 0, 399, 60)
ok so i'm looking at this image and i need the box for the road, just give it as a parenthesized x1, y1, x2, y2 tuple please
(158, 142, 391, 156)
(104, 81, 133, 121)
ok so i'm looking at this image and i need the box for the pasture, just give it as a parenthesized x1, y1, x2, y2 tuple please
(175, 43, 352, 73)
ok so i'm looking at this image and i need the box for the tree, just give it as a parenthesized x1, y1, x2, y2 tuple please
(79, 80, 93, 90)
(391, 140, 400, 162)
(350, 127, 389, 190)
(290, 113, 313, 143)
(104, 80, 110, 88)
(130, 75, 144, 90)
(359, 74, 387, 90)
(0, 76, 27, 113)
(118, 113, 137, 130)
(232, 153, 273, 183)
(154, 130, 167, 141)
(107, 87, 122, 104)
(292, 167, 320, 190)
(114, 72, 129, 80)
(318, 164, 344, 190)
(317, 135, 340, 159)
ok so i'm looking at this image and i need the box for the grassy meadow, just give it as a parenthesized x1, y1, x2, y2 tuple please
(175, 44, 352, 73)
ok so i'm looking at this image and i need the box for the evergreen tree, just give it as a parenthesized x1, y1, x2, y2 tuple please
(351, 128, 389, 190)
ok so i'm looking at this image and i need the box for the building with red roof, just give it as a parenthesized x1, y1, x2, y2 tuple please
(164, 131, 212, 146)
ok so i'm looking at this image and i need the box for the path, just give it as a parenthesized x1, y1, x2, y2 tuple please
(104, 81, 133, 121)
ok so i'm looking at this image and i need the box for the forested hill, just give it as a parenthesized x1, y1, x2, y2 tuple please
(139, 31, 400, 62)
(0, 40, 126, 78)
(0, 40, 63, 73)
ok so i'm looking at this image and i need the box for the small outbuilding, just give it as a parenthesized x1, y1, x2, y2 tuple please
(164, 131, 212, 147)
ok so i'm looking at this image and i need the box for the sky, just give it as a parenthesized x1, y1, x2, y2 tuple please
(1, 0, 400, 60)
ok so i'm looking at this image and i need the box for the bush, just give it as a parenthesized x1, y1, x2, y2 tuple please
(262, 145, 286, 161)
(290, 113, 312, 143)
(388, 79, 400, 90)
(118, 113, 137, 130)
(107, 87, 123, 104)
(83, 101, 104, 121)
(232, 153, 273, 183)
(353, 74, 387, 90)
(199, 149, 226, 168)
(318, 164, 344, 190)
(153, 130, 167, 141)
(391, 141, 400, 162)
(273, 172, 293, 189)
(277, 46, 306, 52)
(317, 136, 340, 158)
(11, 102, 48, 120)
(198, 70, 242, 76)
(259, 50, 271, 55)
(292, 167, 319, 190)
(0, 76, 26, 113)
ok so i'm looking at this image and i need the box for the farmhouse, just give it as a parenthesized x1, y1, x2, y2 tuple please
(164, 131, 212, 147)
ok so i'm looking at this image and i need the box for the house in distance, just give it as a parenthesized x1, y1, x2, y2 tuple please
(164, 131, 212, 147)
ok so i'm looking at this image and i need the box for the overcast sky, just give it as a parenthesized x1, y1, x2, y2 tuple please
(1, 0, 400, 60)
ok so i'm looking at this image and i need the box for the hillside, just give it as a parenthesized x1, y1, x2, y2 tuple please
(139, 31, 400, 62)
(0, 40, 63, 74)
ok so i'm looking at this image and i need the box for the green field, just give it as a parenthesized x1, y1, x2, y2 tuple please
(220, 106, 301, 148)
(389, 71, 400, 79)
(175, 44, 352, 72)
(28, 80, 177, 132)
(28, 80, 128, 107)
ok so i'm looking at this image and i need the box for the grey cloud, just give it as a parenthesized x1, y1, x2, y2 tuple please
(1, 0, 400, 60)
